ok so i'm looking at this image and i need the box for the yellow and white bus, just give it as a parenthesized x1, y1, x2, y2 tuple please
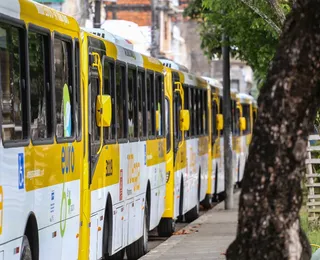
(80, 28, 166, 259)
(157, 60, 209, 236)
(0, 1, 258, 259)
(237, 93, 255, 183)
(202, 77, 250, 201)
(0, 1, 83, 260)
(201, 77, 223, 207)
(0, 1, 167, 259)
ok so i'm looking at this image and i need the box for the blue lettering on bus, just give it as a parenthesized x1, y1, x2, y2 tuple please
(61, 147, 66, 174)
(61, 145, 75, 174)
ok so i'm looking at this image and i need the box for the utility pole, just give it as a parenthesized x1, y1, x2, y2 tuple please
(222, 32, 234, 210)
(151, 0, 159, 57)
(94, 0, 101, 28)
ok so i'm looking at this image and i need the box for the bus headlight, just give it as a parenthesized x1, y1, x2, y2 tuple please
(166, 171, 170, 183)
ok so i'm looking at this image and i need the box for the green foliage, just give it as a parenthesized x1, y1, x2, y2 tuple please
(300, 207, 320, 253)
(184, 0, 291, 85)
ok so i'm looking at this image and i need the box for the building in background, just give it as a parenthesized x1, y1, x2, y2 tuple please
(34, 0, 257, 94)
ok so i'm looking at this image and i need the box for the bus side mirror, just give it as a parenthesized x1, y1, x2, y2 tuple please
(216, 114, 223, 130)
(180, 110, 190, 131)
(96, 95, 112, 127)
(240, 117, 246, 131)
(156, 110, 160, 131)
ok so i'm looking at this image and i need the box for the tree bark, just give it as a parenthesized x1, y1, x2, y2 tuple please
(227, 1, 320, 259)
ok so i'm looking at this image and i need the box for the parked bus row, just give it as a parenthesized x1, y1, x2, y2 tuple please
(0, 1, 257, 259)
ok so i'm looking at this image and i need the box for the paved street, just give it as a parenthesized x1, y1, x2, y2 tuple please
(140, 192, 240, 260)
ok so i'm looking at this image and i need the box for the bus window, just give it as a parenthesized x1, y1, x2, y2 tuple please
(75, 40, 81, 141)
(197, 89, 201, 135)
(174, 91, 182, 149)
(165, 98, 171, 152)
(29, 31, 52, 140)
(190, 88, 195, 137)
(90, 76, 100, 143)
(128, 67, 137, 139)
(235, 105, 240, 136)
(203, 90, 208, 135)
(54, 38, 73, 139)
(212, 100, 218, 143)
(147, 71, 155, 137)
(116, 64, 126, 140)
(0, 24, 27, 142)
(219, 97, 224, 136)
(156, 73, 164, 137)
(243, 104, 251, 135)
(104, 60, 115, 140)
(183, 84, 189, 137)
(138, 70, 147, 138)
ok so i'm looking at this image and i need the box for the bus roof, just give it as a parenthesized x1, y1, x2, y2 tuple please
(202, 76, 223, 89)
(237, 93, 254, 104)
(1, 0, 79, 33)
(83, 30, 163, 73)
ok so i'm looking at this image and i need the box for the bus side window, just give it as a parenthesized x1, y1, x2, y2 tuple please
(212, 100, 218, 143)
(165, 98, 171, 152)
(183, 84, 189, 138)
(0, 23, 27, 143)
(155, 73, 164, 137)
(104, 59, 116, 141)
(54, 37, 73, 139)
(219, 97, 223, 136)
(231, 100, 236, 135)
(203, 90, 208, 135)
(174, 91, 182, 148)
(29, 30, 52, 141)
(197, 89, 201, 135)
(190, 88, 195, 137)
(147, 71, 155, 137)
(75, 40, 81, 141)
(138, 70, 147, 138)
(90, 76, 100, 143)
(116, 64, 127, 140)
(244, 104, 251, 134)
(128, 66, 138, 139)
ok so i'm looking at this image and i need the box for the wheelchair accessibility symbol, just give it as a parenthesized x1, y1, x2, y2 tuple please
(18, 153, 24, 190)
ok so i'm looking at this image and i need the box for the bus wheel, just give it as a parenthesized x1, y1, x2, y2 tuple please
(201, 194, 213, 209)
(21, 235, 32, 260)
(126, 202, 149, 260)
(157, 218, 176, 237)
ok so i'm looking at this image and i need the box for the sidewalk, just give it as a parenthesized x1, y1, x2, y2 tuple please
(141, 191, 240, 260)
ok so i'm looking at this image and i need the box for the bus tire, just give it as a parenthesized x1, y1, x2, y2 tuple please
(126, 202, 149, 260)
(157, 218, 175, 237)
(201, 194, 213, 209)
(21, 235, 32, 260)
(213, 193, 220, 202)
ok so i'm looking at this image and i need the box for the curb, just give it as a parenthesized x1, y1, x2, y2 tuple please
(140, 190, 240, 260)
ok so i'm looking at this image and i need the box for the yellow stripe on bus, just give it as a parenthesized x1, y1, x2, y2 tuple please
(24, 142, 82, 191)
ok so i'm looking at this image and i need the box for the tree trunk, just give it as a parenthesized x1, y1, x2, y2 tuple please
(227, 1, 320, 259)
